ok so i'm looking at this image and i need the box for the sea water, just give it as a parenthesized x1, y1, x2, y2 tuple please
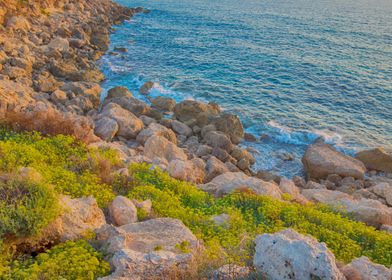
(100, 0, 392, 177)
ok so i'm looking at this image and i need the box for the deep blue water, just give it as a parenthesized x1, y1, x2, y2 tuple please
(100, 0, 392, 177)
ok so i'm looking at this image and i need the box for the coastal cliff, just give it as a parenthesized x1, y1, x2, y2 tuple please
(0, 0, 392, 279)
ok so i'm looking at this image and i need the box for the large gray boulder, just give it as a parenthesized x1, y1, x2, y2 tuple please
(200, 172, 282, 199)
(253, 229, 345, 280)
(94, 117, 119, 141)
(302, 141, 366, 179)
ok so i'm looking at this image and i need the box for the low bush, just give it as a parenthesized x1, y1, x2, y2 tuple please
(128, 163, 392, 267)
(0, 130, 117, 207)
(8, 240, 110, 280)
(0, 179, 60, 240)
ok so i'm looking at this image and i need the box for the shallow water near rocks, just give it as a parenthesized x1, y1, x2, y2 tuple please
(100, 0, 392, 177)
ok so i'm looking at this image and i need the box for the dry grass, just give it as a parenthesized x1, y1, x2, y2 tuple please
(0, 110, 97, 143)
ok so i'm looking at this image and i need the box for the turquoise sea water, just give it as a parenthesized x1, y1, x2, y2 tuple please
(100, 0, 392, 177)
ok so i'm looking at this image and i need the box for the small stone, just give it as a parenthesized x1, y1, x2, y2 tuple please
(108, 196, 138, 226)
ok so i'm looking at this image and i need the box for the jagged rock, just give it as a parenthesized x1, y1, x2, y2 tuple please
(151, 96, 176, 111)
(108, 196, 138, 226)
(168, 159, 205, 184)
(101, 103, 144, 139)
(172, 120, 193, 137)
(139, 81, 154, 94)
(341, 256, 392, 280)
(96, 218, 200, 279)
(94, 117, 119, 141)
(203, 131, 233, 152)
(106, 86, 132, 99)
(200, 172, 282, 198)
(212, 114, 244, 144)
(253, 229, 345, 280)
(144, 135, 187, 164)
(204, 156, 230, 182)
(136, 122, 177, 145)
(302, 189, 392, 227)
(302, 141, 366, 179)
(356, 148, 392, 173)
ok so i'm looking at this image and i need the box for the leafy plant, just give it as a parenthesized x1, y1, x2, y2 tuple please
(9, 240, 110, 280)
(0, 179, 60, 240)
(128, 163, 392, 267)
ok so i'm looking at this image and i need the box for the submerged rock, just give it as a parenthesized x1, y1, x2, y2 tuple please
(253, 229, 345, 280)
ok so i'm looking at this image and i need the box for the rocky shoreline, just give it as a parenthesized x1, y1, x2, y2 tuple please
(0, 0, 392, 279)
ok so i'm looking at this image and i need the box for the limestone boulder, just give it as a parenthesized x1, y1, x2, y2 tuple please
(204, 156, 230, 182)
(369, 183, 392, 207)
(108, 196, 138, 226)
(279, 178, 309, 204)
(136, 122, 177, 145)
(212, 114, 244, 144)
(48, 196, 106, 242)
(94, 117, 119, 141)
(144, 135, 187, 163)
(168, 159, 205, 184)
(96, 218, 200, 279)
(341, 256, 392, 280)
(172, 120, 193, 137)
(253, 229, 345, 280)
(101, 103, 144, 139)
(174, 100, 220, 124)
(356, 148, 392, 173)
(203, 131, 233, 152)
(302, 141, 366, 179)
(151, 96, 176, 111)
(200, 172, 282, 199)
(106, 86, 132, 99)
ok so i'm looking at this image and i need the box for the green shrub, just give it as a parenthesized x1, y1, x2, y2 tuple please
(0, 130, 116, 207)
(9, 240, 110, 280)
(128, 163, 392, 267)
(0, 179, 60, 240)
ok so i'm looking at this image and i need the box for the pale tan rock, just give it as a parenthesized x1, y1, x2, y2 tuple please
(108, 196, 137, 226)
(341, 256, 392, 280)
(136, 122, 177, 145)
(144, 135, 187, 163)
(356, 148, 392, 173)
(168, 159, 205, 184)
(200, 172, 282, 199)
(302, 141, 366, 179)
(94, 117, 119, 141)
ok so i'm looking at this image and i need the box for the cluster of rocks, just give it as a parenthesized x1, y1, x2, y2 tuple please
(1, 0, 392, 279)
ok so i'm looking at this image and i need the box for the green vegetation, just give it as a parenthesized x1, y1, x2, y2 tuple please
(9, 240, 110, 280)
(0, 179, 60, 239)
(0, 129, 392, 279)
(128, 163, 392, 267)
(0, 130, 120, 207)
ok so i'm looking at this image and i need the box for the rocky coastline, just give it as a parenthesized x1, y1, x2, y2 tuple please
(0, 0, 392, 279)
